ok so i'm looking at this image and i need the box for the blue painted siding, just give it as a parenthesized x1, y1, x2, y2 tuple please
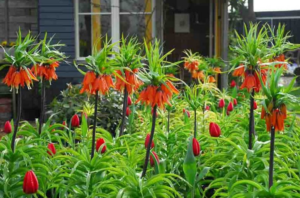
(39, 0, 81, 78)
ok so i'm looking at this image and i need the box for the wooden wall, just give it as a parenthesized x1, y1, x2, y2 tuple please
(0, 0, 38, 42)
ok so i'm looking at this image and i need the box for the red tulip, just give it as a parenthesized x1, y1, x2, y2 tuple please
(23, 170, 39, 194)
(47, 143, 56, 156)
(218, 99, 225, 108)
(96, 138, 107, 153)
(126, 107, 131, 116)
(145, 134, 154, 149)
(209, 122, 221, 137)
(3, 121, 12, 134)
(71, 114, 80, 127)
(233, 98, 238, 106)
(205, 105, 210, 111)
(192, 138, 200, 156)
(253, 101, 257, 110)
(227, 102, 233, 112)
(62, 121, 66, 126)
(230, 80, 236, 88)
(127, 96, 132, 106)
(183, 109, 190, 118)
(150, 151, 159, 167)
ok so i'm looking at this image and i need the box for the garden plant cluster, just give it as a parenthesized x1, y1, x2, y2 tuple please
(1, 24, 300, 197)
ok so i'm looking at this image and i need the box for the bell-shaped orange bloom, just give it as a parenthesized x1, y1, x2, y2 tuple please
(240, 73, 256, 92)
(2, 66, 17, 86)
(3, 66, 37, 91)
(115, 69, 143, 94)
(232, 65, 245, 77)
(80, 71, 97, 94)
(208, 76, 216, 83)
(31, 61, 60, 82)
(136, 81, 179, 109)
(262, 106, 286, 132)
(92, 75, 114, 95)
(184, 61, 199, 72)
(274, 54, 287, 70)
(213, 67, 221, 73)
(192, 70, 204, 80)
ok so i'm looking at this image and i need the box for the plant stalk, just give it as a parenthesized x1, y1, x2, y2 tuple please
(91, 90, 99, 159)
(269, 126, 275, 188)
(119, 88, 128, 136)
(11, 88, 22, 153)
(167, 110, 170, 133)
(141, 105, 157, 178)
(39, 79, 46, 135)
(194, 109, 197, 138)
(248, 89, 255, 149)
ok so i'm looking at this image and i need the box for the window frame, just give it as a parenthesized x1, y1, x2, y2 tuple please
(75, 0, 156, 60)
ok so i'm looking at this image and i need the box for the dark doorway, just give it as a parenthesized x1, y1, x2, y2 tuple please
(163, 0, 210, 82)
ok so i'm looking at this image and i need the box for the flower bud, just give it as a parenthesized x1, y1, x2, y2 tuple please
(145, 134, 154, 149)
(192, 138, 200, 156)
(71, 114, 80, 127)
(3, 121, 12, 134)
(209, 122, 221, 137)
(23, 170, 39, 194)
(96, 138, 107, 153)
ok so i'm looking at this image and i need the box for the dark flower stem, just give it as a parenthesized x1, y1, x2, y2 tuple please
(141, 105, 157, 178)
(11, 88, 22, 153)
(167, 110, 170, 133)
(91, 90, 99, 159)
(194, 109, 197, 138)
(119, 88, 128, 136)
(249, 89, 255, 149)
(269, 126, 275, 188)
(39, 79, 46, 135)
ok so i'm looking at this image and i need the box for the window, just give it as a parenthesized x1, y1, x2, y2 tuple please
(75, 0, 155, 59)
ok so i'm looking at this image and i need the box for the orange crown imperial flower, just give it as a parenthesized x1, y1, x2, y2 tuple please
(261, 104, 287, 132)
(3, 66, 37, 91)
(273, 54, 287, 70)
(136, 81, 179, 109)
(80, 71, 114, 95)
(191, 70, 204, 80)
(234, 65, 267, 92)
(31, 61, 60, 82)
(115, 69, 143, 94)
(184, 60, 199, 72)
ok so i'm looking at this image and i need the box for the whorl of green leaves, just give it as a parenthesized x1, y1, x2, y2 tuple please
(1, 29, 40, 69)
(230, 23, 270, 68)
(75, 37, 116, 75)
(269, 23, 300, 56)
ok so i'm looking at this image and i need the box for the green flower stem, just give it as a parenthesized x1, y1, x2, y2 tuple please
(141, 105, 157, 178)
(119, 88, 128, 136)
(91, 90, 99, 159)
(167, 110, 170, 133)
(11, 88, 22, 153)
(269, 126, 275, 188)
(194, 109, 197, 138)
(249, 89, 255, 149)
(39, 79, 46, 135)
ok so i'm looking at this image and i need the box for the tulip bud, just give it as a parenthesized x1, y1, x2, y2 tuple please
(3, 121, 12, 134)
(218, 99, 225, 108)
(205, 105, 210, 111)
(126, 107, 131, 116)
(233, 98, 238, 106)
(183, 109, 190, 118)
(253, 101, 257, 110)
(71, 114, 80, 127)
(23, 170, 39, 194)
(227, 102, 233, 112)
(209, 122, 221, 137)
(145, 134, 154, 149)
(96, 138, 107, 153)
(47, 143, 56, 156)
(192, 138, 200, 156)
(127, 96, 132, 106)
(150, 151, 159, 167)
(230, 80, 236, 88)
